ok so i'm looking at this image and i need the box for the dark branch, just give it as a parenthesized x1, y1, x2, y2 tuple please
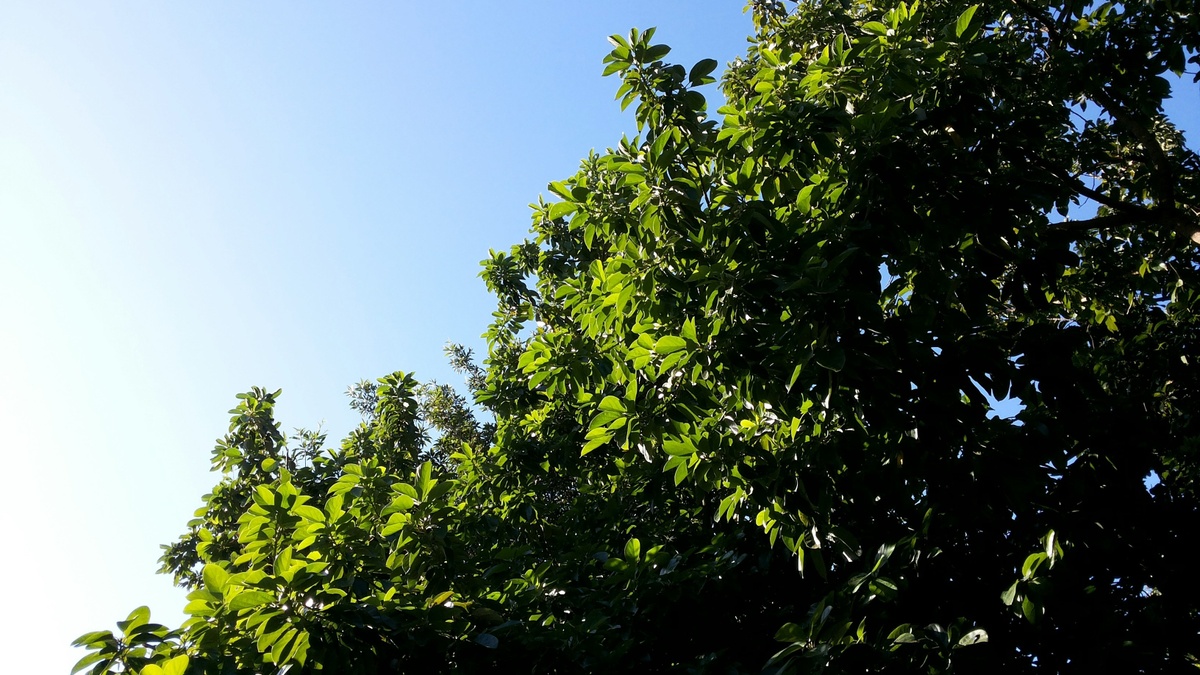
(1050, 210, 1199, 244)
(1015, 146, 1154, 218)
(1068, 177, 1148, 216)
(1050, 212, 1152, 234)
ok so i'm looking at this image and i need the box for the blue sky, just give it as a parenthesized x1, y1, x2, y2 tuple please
(0, 3, 751, 672)
(1, 4, 1196, 673)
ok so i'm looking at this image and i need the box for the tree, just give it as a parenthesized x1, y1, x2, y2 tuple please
(75, 1, 1200, 672)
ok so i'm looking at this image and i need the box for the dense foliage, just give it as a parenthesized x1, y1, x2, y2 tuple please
(75, 1, 1200, 672)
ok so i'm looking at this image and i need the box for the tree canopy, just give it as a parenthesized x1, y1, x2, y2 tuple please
(74, 1, 1200, 672)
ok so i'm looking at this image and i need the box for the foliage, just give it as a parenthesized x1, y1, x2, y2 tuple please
(76, 1, 1200, 672)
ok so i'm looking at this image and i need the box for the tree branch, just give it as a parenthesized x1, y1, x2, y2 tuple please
(1051, 210, 1199, 243)
(1051, 212, 1152, 234)
(1015, 146, 1154, 218)
(1067, 177, 1145, 216)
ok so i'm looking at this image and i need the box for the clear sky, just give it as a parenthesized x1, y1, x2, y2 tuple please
(0, 3, 751, 672)
(0, 4, 1196, 673)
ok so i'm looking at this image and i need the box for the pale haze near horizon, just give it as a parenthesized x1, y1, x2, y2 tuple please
(1, 4, 1196, 674)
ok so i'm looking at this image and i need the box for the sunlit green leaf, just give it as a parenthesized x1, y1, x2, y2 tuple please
(956, 5, 979, 38)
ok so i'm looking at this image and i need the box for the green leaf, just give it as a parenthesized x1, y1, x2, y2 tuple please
(328, 474, 359, 496)
(869, 577, 899, 601)
(797, 184, 816, 212)
(657, 350, 686, 378)
(645, 44, 671, 61)
(202, 563, 230, 595)
(293, 504, 325, 522)
(392, 494, 417, 512)
(117, 605, 150, 635)
(517, 349, 537, 370)
(270, 627, 298, 664)
(1001, 580, 1019, 606)
(582, 433, 613, 455)
(603, 60, 628, 76)
(957, 629, 988, 647)
(654, 335, 687, 355)
(663, 437, 698, 456)
(418, 460, 433, 496)
(774, 622, 806, 643)
(1021, 552, 1047, 579)
(547, 180, 572, 200)
(863, 21, 890, 35)
(71, 631, 113, 648)
(228, 590, 275, 611)
(681, 318, 698, 344)
(589, 410, 622, 430)
(427, 480, 455, 501)
(184, 598, 215, 616)
(956, 5, 979, 38)
(624, 537, 642, 562)
(598, 395, 625, 413)
(887, 623, 913, 641)
(1021, 596, 1039, 623)
(547, 201, 577, 220)
(381, 512, 410, 536)
(275, 547, 295, 576)
(253, 484, 275, 507)
(788, 364, 804, 389)
(688, 58, 719, 85)
(161, 655, 190, 675)
(70, 651, 107, 675)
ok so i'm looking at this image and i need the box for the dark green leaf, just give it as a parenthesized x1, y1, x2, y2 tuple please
(688, 58, 719, 86)
(475, 633, 499, 649)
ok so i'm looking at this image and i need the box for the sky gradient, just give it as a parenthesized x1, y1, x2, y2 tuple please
(0, 4, 751, 671)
